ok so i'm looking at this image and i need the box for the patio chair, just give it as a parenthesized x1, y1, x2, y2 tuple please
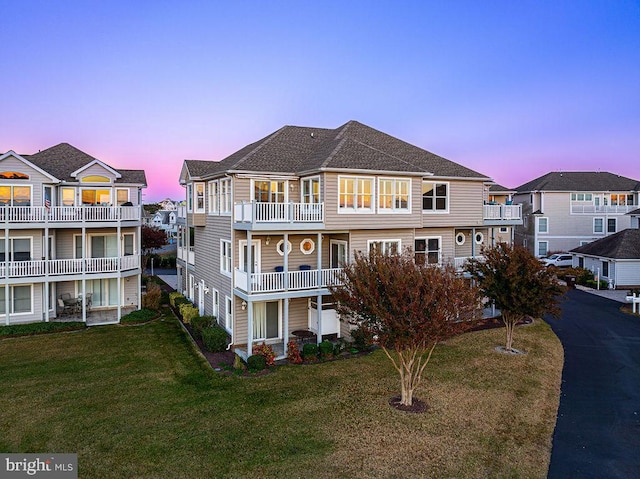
(57, 298, 74, 316)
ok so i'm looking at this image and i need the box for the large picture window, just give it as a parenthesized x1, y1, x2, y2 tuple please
(368, 239, 400, 255)
(378, 178, 410, 212)
(0, 185, 31, 206)
(0, 285, 32, 314)
(0, 238, 31, 261)
(254, 180, 285, 203)
(81, 189, 111, 205)
(422, 181, 448, 212)
(339, 176, 373, 212)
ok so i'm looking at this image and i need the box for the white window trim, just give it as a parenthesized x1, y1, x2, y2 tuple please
(377, 177, 411, 214)
(338, 175, 375, 214)
(208, 180, 218, 214)
(537, 241, 549, 258)
(220, 239, 232, 277)
(219, 178, 232, 215)
(422, 180, 450, 214)
(475, 232, 484, 244)
(116, 188, 130, 206)
(593, 217, 604, 234)
(225, 295, 233, 333)
(0, 284, 33, 315)
(537, 217, 549, 234)
(455, 232, 466, 245)
(607, 217, 617, 234)
(276, 239, 293, 256)
(330, 239, 348, 268)
(252, 300, 283, 342)
(0, 236, 33, 261)
(415, 236, 442, 266)
(301, 176, 321, 204)
(194, 182, 205, 214)
(211, 288, 219, 319)
(499, 226, 509, 233)
(0, 184, 33, 207)
(367, 239, 401, 254)
(251, 178, 289, 203)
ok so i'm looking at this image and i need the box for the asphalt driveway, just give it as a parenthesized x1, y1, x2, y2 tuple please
(546, 289, 640, 478)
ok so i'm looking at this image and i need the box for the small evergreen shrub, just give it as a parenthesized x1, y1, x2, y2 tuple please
(302, 343, 318, 361)
(201, 326, 229, 352)
(179, 303, 199, 324)
(252, 342, 276, 366)
(247, 354, 266, 371)
(286, 340, 303, 364)
(191, 315, 214, 336)
(120, 308, 157, 324)
(142, 282, 162, 310)
(169, 292, 184, 307)
(319, 340, 334, 358)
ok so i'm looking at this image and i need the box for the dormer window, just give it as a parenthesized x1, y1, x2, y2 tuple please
(81, 175, 110, 183)
(0, 171, 29, 180)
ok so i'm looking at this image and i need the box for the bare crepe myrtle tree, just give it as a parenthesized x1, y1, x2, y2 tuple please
(465, 243, 565, 352)
(331, 249, 481, 407)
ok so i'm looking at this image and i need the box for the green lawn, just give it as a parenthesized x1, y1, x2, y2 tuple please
(0, 316, 563, 478)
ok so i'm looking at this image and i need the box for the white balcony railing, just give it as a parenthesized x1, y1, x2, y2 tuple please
(570, 204, 637, 215)
(234, 267, 343, 293)
(234, 201, 324, 224)
(453, 256, 484, 270)
(483, 204, 522, 221)
(176, 246, 194, 264)
(0, 255, 140, 278)
(0, 205, 141, 223)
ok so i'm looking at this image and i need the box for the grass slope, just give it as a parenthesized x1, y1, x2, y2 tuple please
(0, 317, 562, 478)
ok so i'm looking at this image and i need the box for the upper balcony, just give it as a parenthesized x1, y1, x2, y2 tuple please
(233, 201, 325, 231)
(570, 204, 637, 215)
(0, 255, 140, 279)
(0, 205, 141, 227)
(483, 204, 522, 226)
(234, 267, 343, 296)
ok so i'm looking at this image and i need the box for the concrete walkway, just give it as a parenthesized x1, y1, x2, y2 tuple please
(575, 285, 630, 303)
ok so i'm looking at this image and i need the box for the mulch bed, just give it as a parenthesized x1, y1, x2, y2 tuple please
(389, 396, 428, 413)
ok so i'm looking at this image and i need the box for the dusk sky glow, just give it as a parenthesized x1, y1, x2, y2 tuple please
(2, 1, 639, 202)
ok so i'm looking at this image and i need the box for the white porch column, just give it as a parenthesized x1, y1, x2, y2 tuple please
(4, 228, 8, 325)
(283, 297, 289, 356)
(246, 298, 253, 357)
(246, 231, 252, 294)
(283, 233, 289, 290)
(316, 293, 322, 344)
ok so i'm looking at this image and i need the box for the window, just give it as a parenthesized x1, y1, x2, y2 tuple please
(0, 238, 31, 261)
(537, 217, 548, 233)
(538, 241, 548, 257)
(212, 288, 219, 318)
(602, 261, 609, 277)
(276, 239, 292, 256)
(81, 189, 111, 205)
(81, 175, 110, 183)
(254, 180, 285, 203)
(378, 178, 410, 212)
(594, 218, 604, 233)
(580, 241, 590, 246)
(225, 296, 233, 332)
(368, 239, 400, 255)
(80, 279, 119, 307)
(415, 237, 441, 265)
(0, 285, 32, 314)
(0, 185, 31, 206)
(208, 181, 218, 213)
(186, 184, 193, 212)
(455, 232, 466, 245)
(61, 188, 75, 206)
(499, 227, 509, 233)
(422, 181, 448, 212)
(123, 234, 134, 256)
(220, 240, 232, 276)
(339, 176, 373, 212)
(115, 189, 130, 206)
(475, 232, 484, 244)
(607, 218, 616, 233)
(220, 179, 232, 214)
(330, 240, 347, 268)
(253, 301, 280, 340)
(578, 257, 584, 268)
(302, 177, 320, 204)
(194, 183, 205, 213)
(0, 171, 28, 179)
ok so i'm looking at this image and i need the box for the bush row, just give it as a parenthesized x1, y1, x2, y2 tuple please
(169, 293, 229, 353)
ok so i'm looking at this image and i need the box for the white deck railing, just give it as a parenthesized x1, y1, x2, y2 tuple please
(234, 267, 343, 293)
(454, 256, 484, 270)
(0, 255, 140, 278)
(570, 204, 637, 214)
(0, 205, 141, 223)
(234, 201, 324, 224)
(483, 204, 522, 220)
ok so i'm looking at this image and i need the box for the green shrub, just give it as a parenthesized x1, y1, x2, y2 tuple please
(252, 342, 276, 366)
(179, 303, 199, 324)
(302, 343, 318, 361)
(350, 325, 374, 351)
(0, 322, 85, 337)
(191, 315, 214, 336)
(142, 282, 162, 310)
(247, 354, 266, 371)
(169, 292, 184, 307)
(319, 340, 334, 358)
(120, 308, 158, 324)
(201, 326, 229, 352)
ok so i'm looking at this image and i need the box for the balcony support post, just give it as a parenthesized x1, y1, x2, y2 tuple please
(246, 231, 252, 294)
(283, 297, 289, 357)
(283, 233, 289, 291)
(316, 232, 323, 345)
(3, 227, 8, 325)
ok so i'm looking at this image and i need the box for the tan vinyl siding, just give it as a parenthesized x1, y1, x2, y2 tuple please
(422, 180, 484, 228)
(77, 164, 118, 181)
(347, 229, 415, 258)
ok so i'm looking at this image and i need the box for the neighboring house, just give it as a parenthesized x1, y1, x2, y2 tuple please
(571, 229, 640, 288)
(177, 120, 522, 360)
(629, 208, 640, 229)
(0, 143, 146, 325)
(151, 210, 178, 238)
(487, 184, 518, 244)
(159, 198, 178, 211)
(512, 172, 640, 257)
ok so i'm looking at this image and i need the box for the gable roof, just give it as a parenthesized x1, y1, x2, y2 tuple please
(489, 183, 515, 194)
(24, 143, 146, 185)
(183, 121, 490, 181)
(571, 229, 640, 259)
(0, 150, 59, 182)
(515, 171, 640, 193)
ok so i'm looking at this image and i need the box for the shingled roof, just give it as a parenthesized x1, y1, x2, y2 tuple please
(184, 121, 489, 180)
(571, 229, 640, 259)
(515, 171, 640, 193)
(24, 143, 147, 185)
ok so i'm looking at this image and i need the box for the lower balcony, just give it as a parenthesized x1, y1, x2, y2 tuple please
(0, 255, 140, 279)
(234, 267, 343, 294)
(483, 204, 522, 225)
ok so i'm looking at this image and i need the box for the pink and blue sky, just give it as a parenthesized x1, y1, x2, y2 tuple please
(1, 1, 639, 202)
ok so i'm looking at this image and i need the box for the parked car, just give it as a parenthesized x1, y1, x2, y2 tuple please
(541, 253, 573, 268)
